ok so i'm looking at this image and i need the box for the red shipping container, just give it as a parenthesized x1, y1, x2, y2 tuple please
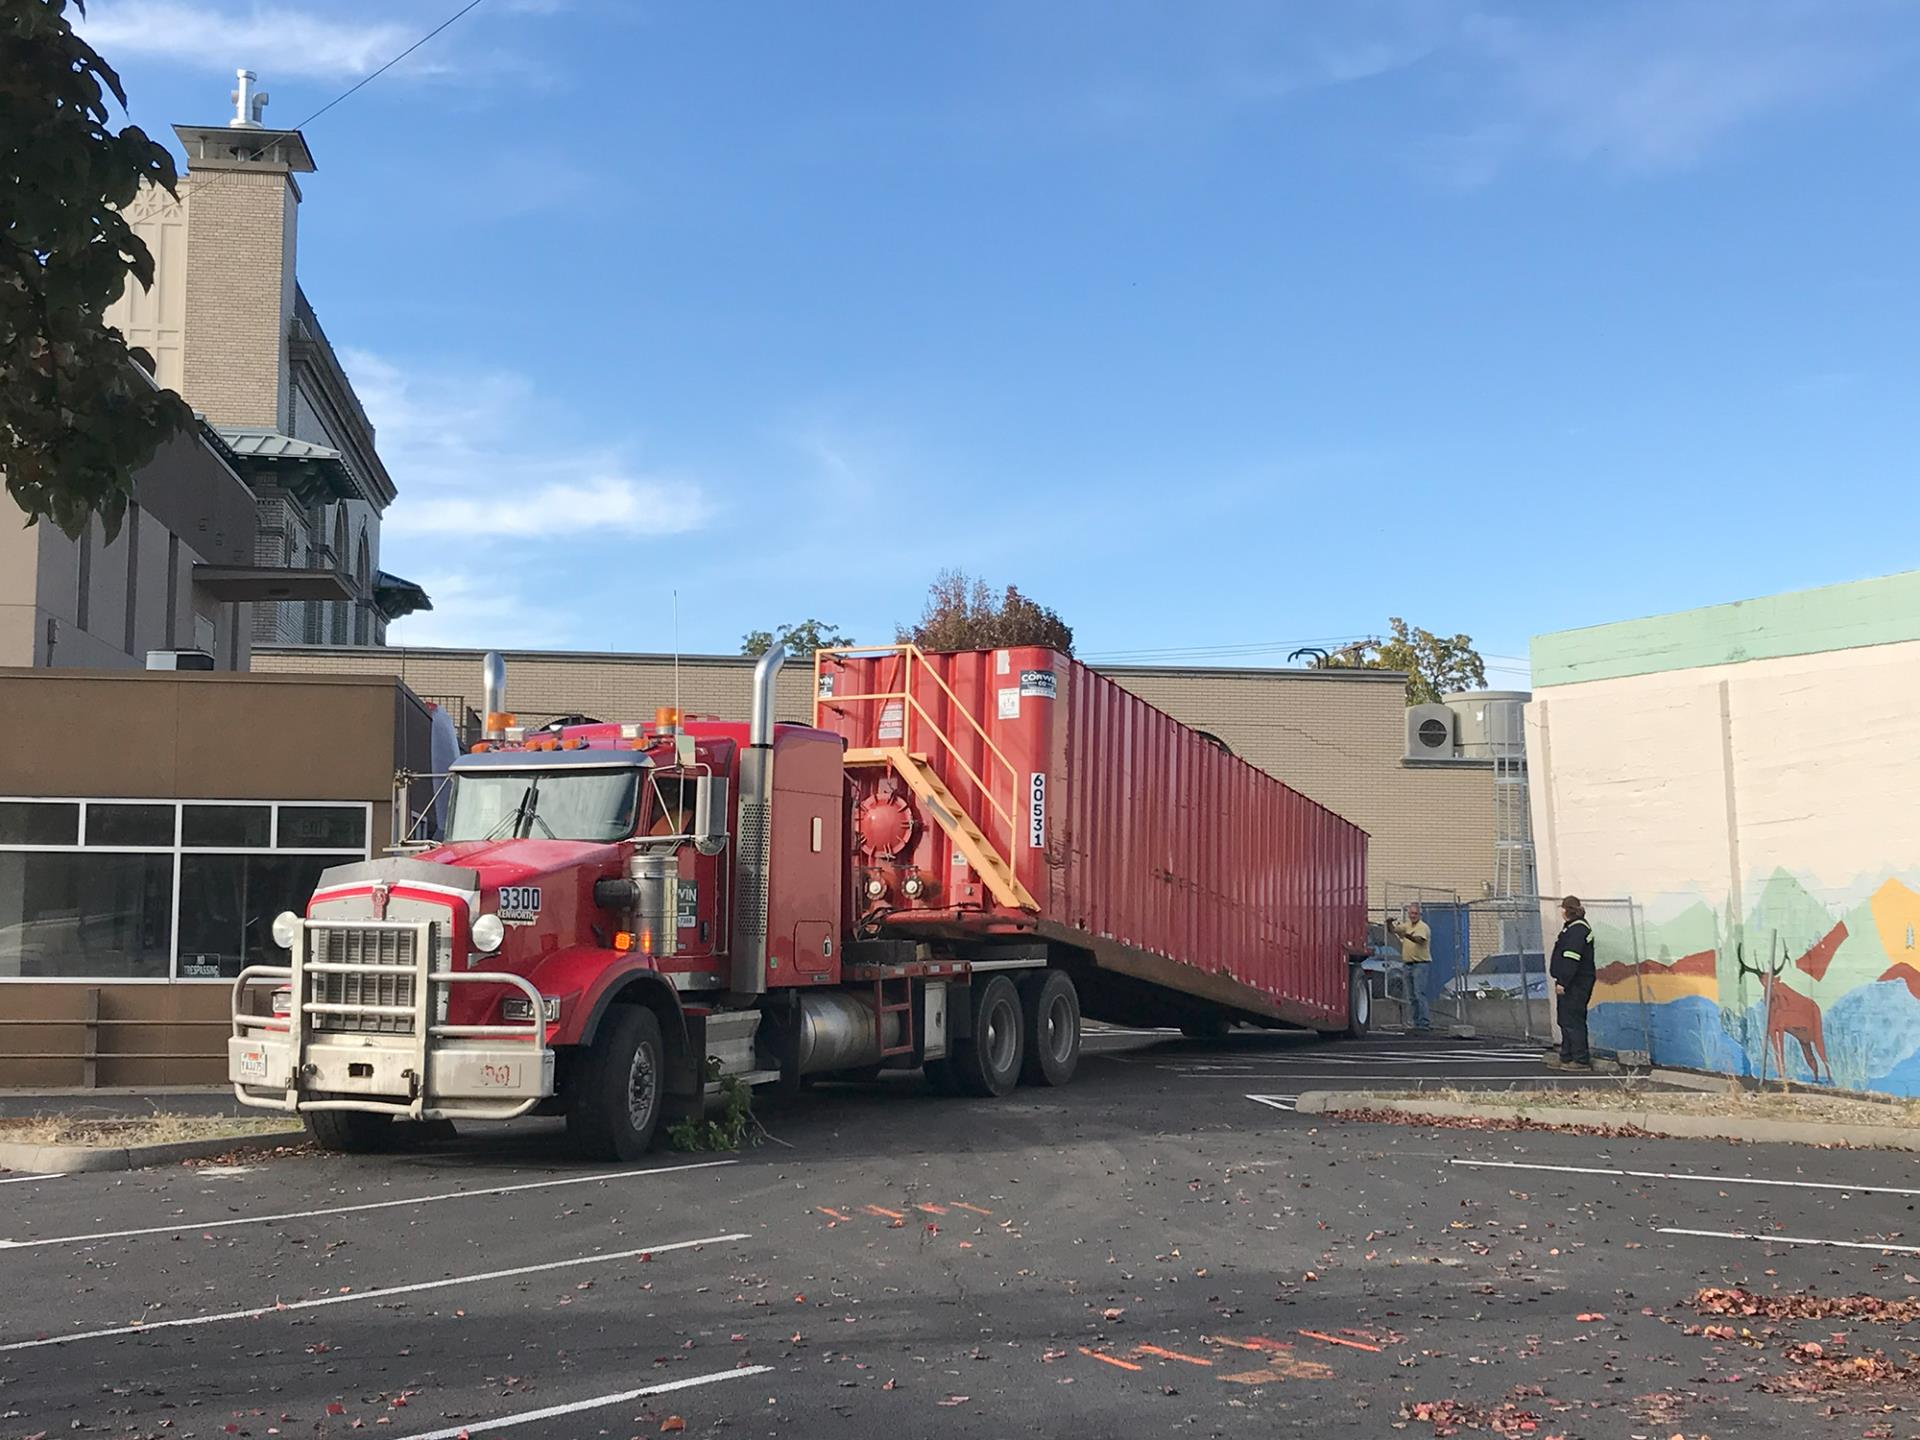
(814, 646, 1369, 1030)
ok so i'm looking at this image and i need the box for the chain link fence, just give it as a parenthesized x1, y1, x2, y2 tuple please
(1375, 886, 1647, 1052)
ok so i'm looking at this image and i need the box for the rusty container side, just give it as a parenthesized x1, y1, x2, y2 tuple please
(816, 648, 1369, 1029)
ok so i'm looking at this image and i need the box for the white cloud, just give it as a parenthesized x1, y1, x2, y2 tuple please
(344, 346, 713, 542)
(382, 570, 570, 650)
(342, 346, 714, 644)
(80, 2, 421, 80)
(1444, 0, 1916, 180)
(386, 475, 710, 539)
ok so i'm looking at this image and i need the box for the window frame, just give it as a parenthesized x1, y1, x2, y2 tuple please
(0, 797, 373, 984)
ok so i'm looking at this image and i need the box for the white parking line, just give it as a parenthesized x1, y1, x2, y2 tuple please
(402, 1364, 774, 1440)
(1453, 1159, 1920, 1199)
(1658, 1226, 1920, 1256)
(0, 1158, 736, 1252)
(1169, 1071, 1616, 1082)
(1246, 1094, 1299, 1112)
(0, 1231, 750, 1351)
(0, 1174, 61, 1187)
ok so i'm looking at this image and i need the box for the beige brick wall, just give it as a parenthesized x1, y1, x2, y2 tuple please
(255, 646, 1497, 910)
(180, 171, 294, 430)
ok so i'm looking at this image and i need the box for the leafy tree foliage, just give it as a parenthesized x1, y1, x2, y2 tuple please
(2, 0, 192, 540)
(1322, 617, 1488, 705)
(741, 618, 852, 657)
(899, 569, 1074, 654)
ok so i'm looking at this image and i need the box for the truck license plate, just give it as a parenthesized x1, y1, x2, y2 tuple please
(237, 1048, 267, 1081)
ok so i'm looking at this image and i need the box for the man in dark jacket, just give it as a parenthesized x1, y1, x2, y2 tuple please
(1549, 895, 1597, 1068)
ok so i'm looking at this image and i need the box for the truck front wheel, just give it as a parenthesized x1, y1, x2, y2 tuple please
(566, 1007, 666, 1161)
(307, 1107, 395, 1153)
(1018, 970, 1081, 1087)
(953, 975, 1024, 1098)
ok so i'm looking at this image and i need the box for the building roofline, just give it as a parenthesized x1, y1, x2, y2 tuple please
(252, 642, 1410, 684)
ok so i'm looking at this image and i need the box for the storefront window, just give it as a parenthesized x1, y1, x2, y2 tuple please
(0, 802, 77, 846)
(87, 803, 176, 848)
(277, 806, 366, 851)
(0, 852, 173, 979)
(183, 804, 271, 849)
(0, 799, 369, 981)
(177, 853, 339, 978)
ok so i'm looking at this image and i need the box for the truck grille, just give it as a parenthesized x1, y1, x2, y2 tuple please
(310, 925, 426, 1034)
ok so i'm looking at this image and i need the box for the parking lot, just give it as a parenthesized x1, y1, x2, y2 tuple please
(5, 1028, 1918, 1439)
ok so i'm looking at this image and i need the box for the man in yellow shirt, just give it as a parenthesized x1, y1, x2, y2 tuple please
(1389, 902, 1433, 1031)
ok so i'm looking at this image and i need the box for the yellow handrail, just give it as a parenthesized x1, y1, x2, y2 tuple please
(814, 644, 1020, 832)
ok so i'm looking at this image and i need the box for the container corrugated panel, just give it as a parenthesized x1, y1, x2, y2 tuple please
(816, 647, 1370, 1029)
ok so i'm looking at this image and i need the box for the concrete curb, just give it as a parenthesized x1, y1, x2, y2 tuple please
(1648, 1068, 1741, 1094)
(1293, 1091, 1920, 1152)
(0, 1127, 307, 1175)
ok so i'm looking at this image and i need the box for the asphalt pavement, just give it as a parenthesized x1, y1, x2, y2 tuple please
(4, 1027, 1918, 1439)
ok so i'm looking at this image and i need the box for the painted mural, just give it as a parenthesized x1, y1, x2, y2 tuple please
(1589, 870, 1920, 1095)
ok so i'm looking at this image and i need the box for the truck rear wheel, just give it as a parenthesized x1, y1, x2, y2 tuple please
(1346, 964, 1372, 1039)
(307, 1107, 395, 1154)
(1018, 970, 1081, 1087)
(953, 975, 1024, 1098)
(566, 1007, 666, 1161)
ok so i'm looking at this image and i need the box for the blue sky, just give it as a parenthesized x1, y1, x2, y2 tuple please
(81, 0, 1920, 684)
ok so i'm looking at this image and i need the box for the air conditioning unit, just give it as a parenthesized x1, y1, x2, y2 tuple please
(1405, 703, 1456, 760)
(146, 649, 215, 671)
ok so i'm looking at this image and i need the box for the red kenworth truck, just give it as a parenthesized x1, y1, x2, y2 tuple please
(231, 644, 1370, 1158)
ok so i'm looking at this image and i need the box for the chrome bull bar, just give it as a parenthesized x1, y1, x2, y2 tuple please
(230, 918, 554, 1122)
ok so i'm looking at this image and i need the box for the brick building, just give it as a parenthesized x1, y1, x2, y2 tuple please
(252, 643, 1500, 910)
(101, 70, 427, 654)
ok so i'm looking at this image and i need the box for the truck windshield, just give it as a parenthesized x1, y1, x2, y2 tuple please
(445, 768, 641, 843)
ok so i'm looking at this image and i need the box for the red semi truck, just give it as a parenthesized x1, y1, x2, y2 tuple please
(230, 644, 1370, 1157)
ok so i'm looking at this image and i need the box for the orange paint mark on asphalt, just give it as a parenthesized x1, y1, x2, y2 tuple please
(915, 1203, 948, 1215)
(1298, 1329, 1382, 1352)
(1078, 1347, 1143, 1372)
(1135, 1343, 1213, 1367)
(816, 1207, 850, 1221)
(950, 1202, 993, 1216)
(863, 1205, 906, 1220)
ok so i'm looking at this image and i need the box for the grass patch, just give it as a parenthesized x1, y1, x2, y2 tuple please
(0, 1114, 299, 1149)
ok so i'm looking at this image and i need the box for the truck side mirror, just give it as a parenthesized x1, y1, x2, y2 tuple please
(694, 776, 729, 856)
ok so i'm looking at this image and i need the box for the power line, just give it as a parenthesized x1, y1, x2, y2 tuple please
(280, 0, 490, 137)
(178, 0, 490, 197)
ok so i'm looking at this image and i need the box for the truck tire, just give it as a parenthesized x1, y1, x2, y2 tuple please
(952, 975, 1024, 1098)
(307, 1108, 395, 1153)
(1018, 970, 1081, 1087)
(1345, 965, 1371, 1039)
(565, 1006, 666, 1162)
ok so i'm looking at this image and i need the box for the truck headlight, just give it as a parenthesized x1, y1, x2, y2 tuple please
(271, 911, 301, 949)
(503, 995, 561, 1022)
(471, 913, 505, 953)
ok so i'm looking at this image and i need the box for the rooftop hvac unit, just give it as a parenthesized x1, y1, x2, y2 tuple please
(1405, 703, 1456, 760)
(146, 649, 215, 671)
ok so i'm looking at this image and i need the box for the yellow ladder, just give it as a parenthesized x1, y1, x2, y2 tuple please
(846, 747, 1037, 912)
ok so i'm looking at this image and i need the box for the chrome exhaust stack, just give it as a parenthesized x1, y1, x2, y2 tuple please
(482, 651, 509, 740)
(731, 643, 785, 995)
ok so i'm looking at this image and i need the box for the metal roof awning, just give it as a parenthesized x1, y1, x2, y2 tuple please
(216, 428, 358, 504)
(192, 565, 355, 602)
(373, 569, 432, 620)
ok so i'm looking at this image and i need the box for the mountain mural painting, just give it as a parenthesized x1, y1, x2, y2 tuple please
(1590, 873, 1920, 1094)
